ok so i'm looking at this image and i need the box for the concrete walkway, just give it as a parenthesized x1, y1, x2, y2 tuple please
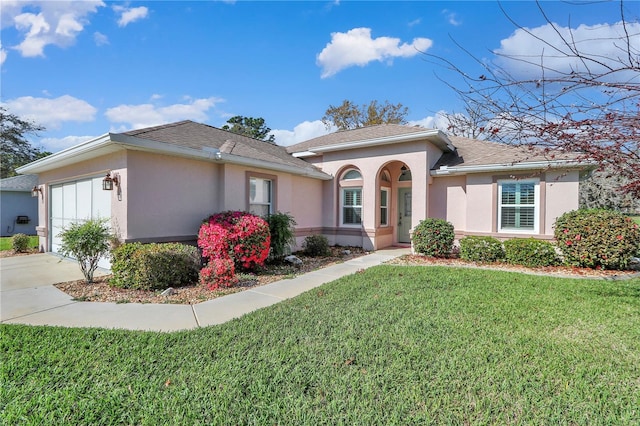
(1, 248, 410, 332)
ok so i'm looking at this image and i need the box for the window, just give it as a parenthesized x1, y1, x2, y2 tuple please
(342, 188, 362, 225)
(380, 188, 389, 226)
(498, 180, 539, 233)
(343, 169, 362, 180)
(249, 177, 272, 216)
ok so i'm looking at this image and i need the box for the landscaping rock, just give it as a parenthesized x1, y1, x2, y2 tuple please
(629, 257, 640, 271)
(342, 249, 351, 255)
(284, 255, 303, 268)
(161, 287, 175, 296)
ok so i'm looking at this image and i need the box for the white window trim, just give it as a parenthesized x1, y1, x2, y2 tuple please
(340, 187, 362, 227)
(249, 177, 273, 216)
(498, 178, 540, 234)
(380, 187, 389, 227)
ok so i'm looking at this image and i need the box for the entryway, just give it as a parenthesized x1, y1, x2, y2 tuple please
(398, 187, 412, 243)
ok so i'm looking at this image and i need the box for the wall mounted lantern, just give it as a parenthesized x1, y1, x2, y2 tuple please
(31, 185, 42, 198)
(102, 172, 119, 191)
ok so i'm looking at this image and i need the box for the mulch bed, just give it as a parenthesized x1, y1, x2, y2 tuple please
(5, 247, 638, 305)
(52, 247, 368, 305)
(386, 254, 640, 280)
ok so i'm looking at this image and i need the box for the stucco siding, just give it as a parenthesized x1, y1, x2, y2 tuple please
(464, 174, 494, 233)
(429, 175, 467, 230)
(544, 170, 580, 235)
(126, 151, 219, 241)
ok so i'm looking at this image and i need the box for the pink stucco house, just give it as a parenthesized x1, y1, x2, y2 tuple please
(18, 120, 586, 259)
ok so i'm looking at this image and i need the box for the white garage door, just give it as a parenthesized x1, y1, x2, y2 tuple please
(50, 177, 112, 269)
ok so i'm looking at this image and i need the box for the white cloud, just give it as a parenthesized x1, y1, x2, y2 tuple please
(105, 97, 224, 130)
(408, 18, 422, 28)
(1, 95, 97, 129)
(6, 1, 104, 58)
(441, 10, 461, 26)
(113, 5, 148, 27)
(0, 41, 6, 65)
(40, 135, 98, 153)
(316, 27, 433, 78)
(93, 31, 109, 46)
(408, 113, 450, 131)
(271, 120, 335, 147)
(495, 21, 640, 79)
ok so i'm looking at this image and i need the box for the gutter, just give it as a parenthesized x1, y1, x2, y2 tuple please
(294, 129, 456, 156)
(17, 134, 112, 174)
(430, 160, 591, 176)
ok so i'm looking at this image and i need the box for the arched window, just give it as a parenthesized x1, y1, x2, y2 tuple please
(339, 168, 362, 226)
(342, 169, 362, 180)
(399, 168, 412, 181)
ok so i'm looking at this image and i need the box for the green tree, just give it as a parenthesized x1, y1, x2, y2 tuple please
(222, 116, 275, 143)
(0, 107, 49, 178)
(322, 100, 409, 131)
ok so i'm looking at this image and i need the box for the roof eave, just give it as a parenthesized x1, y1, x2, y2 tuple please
(293, 129, 455, 155)
(430, 160, 592, 176)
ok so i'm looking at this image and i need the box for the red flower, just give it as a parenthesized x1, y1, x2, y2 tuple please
(575, 234, 581, 241)
(616, 235, 624, 240)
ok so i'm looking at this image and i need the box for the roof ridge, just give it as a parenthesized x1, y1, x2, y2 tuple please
(122, 120, 193, 136)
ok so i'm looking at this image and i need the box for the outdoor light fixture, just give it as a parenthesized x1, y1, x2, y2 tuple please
(102, 172, 119, 191)
(31, 185, 42, 198)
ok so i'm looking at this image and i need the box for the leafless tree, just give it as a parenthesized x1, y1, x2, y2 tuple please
(430, 0, 640, 197)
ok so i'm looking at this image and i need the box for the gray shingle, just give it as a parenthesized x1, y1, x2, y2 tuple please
(0, 174, 38, 192)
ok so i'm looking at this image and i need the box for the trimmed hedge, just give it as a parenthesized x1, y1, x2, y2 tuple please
(554, 209, 640, 270)
(459, 236, 505, 263)
(110, 243, 200, 291)
(504, 238, 559, 268)
(412, 219, 455, 257)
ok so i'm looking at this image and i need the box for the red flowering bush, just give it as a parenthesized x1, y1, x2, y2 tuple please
(199, 258, 236, 290)
(554, 209, 640, 270)
(197, 211, 271, 289)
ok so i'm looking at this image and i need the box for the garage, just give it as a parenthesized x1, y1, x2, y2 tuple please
(50, 177, 111, 268)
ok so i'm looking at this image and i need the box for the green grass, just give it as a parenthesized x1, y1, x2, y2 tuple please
(631, 215, 640, 225)
(2, 266, 639, 424)
(0, 235, 39, 251)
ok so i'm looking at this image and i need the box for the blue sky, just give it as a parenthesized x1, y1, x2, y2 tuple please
(1, 1, 636, 152)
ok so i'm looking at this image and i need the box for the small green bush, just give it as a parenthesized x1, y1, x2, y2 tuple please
(412, 218, 455, 257)
(58, 218, 112, 283)
(554, 209, 640, 270)
(459, 236, 505, 262)
(267, 212, 297, 260)
(303, 235, 330, 257)
(504, 238, 559, 268)
(111, 243, 200, 291)
(11, 233, 30, 253)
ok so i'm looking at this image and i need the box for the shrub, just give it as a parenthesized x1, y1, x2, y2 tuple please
(199, 257, 236, 290)
(459, 236, 504, 262)
(554, 209, 640, 270)
(11, 233, 30, 253)
(412, 218, 455, 257)
(303, 234, 330, 257)
(110, 243, 200, 291)
(199, 211, 270, 271)
(267, 212, 297, 260)
(58, 218, 112, 283)
(504, 238, 559, 268)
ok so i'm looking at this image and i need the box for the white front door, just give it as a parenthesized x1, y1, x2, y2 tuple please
(50, 177, 112, 268)
(398, 188, 412, 243)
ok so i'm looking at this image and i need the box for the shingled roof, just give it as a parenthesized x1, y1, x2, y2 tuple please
(122, 120, 328, 176)
(287, 123, 581, 171)
(0, 174, 38, 192)
(286, 124, 429, 153)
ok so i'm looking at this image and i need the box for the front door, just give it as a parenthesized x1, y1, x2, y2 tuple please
(398, 188, 412, 243)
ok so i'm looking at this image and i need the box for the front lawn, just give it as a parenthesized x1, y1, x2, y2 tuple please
(2, 266, 639, 424)
(0, 235, 38, 251)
